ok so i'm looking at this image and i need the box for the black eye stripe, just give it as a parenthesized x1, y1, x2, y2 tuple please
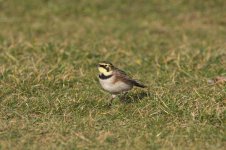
(99, 65, 106, 68)
(106, 67, 109, 72)
(99, 64, 111, 71)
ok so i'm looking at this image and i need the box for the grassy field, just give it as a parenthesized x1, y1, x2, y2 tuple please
(0, 0, 226, 149)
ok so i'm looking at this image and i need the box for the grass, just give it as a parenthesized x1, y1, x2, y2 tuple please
(0, 0, 226, 149)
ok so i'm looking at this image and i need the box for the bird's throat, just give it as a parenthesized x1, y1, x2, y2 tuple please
(98, 67, 113, 76)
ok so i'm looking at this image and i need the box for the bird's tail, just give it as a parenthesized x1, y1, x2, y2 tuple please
(132, 80, 146, 88)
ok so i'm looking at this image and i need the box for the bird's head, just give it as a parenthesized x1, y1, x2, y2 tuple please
(98, 61, 114, 76)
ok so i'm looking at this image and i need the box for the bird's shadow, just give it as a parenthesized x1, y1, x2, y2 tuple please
(119, 91, 149, 104)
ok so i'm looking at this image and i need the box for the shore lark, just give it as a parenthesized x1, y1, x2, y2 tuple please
(97, 61, 146, 104)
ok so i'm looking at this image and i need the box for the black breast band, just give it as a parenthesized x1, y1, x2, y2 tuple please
(99, 74, 113, 79)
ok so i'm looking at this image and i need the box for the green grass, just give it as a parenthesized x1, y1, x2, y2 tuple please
(0, 0, 226, 149)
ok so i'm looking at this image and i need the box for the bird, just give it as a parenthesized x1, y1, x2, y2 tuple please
(97, 61, 146, 105)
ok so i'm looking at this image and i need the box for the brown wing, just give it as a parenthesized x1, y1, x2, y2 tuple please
(113, 68, 146, 88)
(114, 68, 133, 84)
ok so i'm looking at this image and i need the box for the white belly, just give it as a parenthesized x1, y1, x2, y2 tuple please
(99, 76, 132, 94)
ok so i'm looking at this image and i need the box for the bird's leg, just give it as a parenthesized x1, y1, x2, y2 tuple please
(123, 91, 128, 97)
(108, 94, 116, 106)
(120, 91, 128, 102)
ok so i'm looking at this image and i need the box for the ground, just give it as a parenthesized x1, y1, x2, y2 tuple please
(0, 0, 225, 149)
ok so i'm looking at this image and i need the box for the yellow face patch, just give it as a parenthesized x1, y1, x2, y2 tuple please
(98, 66, 113, 76)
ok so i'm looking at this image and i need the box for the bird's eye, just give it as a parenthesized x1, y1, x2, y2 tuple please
(106, 66, 110, 71)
